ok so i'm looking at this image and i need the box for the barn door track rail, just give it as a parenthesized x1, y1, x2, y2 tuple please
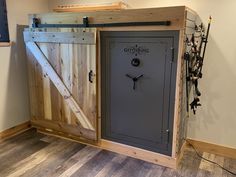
(32, 16, 171, 28)
(25, 41, 95, 131)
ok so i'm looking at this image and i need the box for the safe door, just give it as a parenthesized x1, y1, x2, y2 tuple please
(101, 31, 179, 156)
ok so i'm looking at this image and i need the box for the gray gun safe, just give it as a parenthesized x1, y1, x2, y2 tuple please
(24, 6, 198, 168)
(101, 31, 179, 156)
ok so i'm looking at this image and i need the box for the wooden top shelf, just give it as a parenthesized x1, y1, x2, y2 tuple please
(53, 1, 128, 12)
(29, 6, 196, 30)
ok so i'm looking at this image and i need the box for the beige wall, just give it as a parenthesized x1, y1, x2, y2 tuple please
(0, 0, 48, 132)
(49, 0, 236, 148)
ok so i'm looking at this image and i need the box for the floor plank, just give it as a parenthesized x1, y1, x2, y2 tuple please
(71, 150, 116, 177)
(20, 143, 85, 177)
(0, 129, 235, 177)
(58, 146, 102, 177)
(95, 154, 127, 177)
(112, 158, 154, 177)
(223, 157, 236, 177)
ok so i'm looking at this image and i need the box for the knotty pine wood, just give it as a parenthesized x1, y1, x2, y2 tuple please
(0, 129, 235, 177)
(100, 139, 177, 169)
(173, 8, 197, 158)
(0, 121, 31, 140)
(187, 139, 236, 160)
(31, 119, 96, 141)
(26, 42, 94, 130)
(54, 1, 128, 12)
(24, 31, 96, 44)
(25, 28, 97, 139)
(29, 6, 186, 30)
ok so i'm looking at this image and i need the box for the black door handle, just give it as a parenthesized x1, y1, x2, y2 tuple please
(89, 70, 94, 83)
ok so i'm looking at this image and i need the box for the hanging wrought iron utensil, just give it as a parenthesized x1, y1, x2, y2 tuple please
(185, 16, 212, 114)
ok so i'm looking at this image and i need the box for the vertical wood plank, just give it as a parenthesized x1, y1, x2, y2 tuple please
(47, 43, 63, 122)
(34, 45, 44, 120)
(71, 43, 81, 126)
(60, 43, 73, 124)
(38, 43, 52, 120)
(26, 49, 37, 120)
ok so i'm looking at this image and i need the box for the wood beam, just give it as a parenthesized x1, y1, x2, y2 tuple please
(24, 31, 96, 44)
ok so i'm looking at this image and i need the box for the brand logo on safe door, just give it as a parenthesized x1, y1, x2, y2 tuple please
(124, 45, 149, 55)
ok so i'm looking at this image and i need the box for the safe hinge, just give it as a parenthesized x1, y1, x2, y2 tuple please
(171, 47, 175, 63)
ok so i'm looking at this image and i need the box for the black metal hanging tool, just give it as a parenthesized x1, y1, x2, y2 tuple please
(126, 74, 144, 90)
(185, 16, 212, 114)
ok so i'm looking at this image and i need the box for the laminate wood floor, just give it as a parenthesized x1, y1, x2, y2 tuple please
(0, 129, 235, 177)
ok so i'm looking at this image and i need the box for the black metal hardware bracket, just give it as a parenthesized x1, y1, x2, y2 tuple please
(32, 17, 171, 28)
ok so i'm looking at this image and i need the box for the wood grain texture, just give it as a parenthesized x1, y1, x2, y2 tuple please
(187, 139, 236, 160)
(25, 28, 97, 140)
(172, 29, 185, 158)
(31, 119, 96, 140)
(37, 127, 98, 146)
(54, 1, 128, 12)
(29, 6, 186, 30)
(26, 42, 94, 130)
(0, 121, 31, 140)
(100, 139, 177, 169)
(1, 130, 234, 177)
(174, 8, 198, 158)
(24, 31, 96, 44)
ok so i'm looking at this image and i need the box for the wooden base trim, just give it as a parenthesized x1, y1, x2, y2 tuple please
(37, 127, 98, 146)
(36, 127, 177, 169)
(187, 139, 236, 160)
(0, 121, 31, 140)
(100, 139, 177, 169)
(31, 119, 96, 140)
(0, 42, 12, 47)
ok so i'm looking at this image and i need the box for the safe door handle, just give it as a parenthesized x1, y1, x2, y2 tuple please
(126, 74, 144, 90)
(89, 70, 95, 83)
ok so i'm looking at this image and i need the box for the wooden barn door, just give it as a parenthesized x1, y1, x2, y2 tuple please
(24, 28, 97, 142)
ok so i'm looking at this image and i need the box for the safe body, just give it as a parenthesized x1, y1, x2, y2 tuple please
(101, 31, 179, 156)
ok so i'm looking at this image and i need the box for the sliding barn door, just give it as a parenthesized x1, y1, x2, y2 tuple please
(24, 28, 97, 141)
